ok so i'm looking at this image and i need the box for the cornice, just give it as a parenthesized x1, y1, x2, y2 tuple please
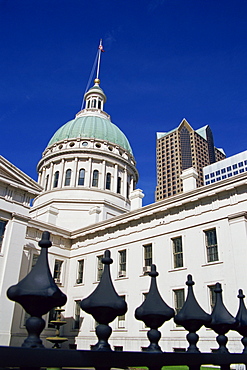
(70, 171, 247, 239)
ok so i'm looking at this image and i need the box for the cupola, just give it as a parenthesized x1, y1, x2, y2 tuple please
(84, 78, 106, 111)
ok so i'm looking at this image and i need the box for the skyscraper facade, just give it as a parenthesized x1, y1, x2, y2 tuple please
(155, 119, 225, 201)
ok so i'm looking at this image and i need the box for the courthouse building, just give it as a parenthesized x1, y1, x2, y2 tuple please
(0, 77, 247, 353)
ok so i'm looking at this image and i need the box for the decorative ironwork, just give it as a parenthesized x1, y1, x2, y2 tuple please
(135, 264, 174, 352)
(80, 250, 127, 351)
(7, 231, 67, 348)
(235, 289, 247, 353)
(207, 282, 238, 353)
(174, 274, 211, 353)
(4, 237, 247, 369)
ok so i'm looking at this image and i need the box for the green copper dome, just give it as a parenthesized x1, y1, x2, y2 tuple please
(47, 115, 133, 155)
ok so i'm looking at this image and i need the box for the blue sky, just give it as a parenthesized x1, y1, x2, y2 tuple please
(1, 0, 247, 205)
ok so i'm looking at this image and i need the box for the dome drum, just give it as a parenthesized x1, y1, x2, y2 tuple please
(37, 153, 137, 201)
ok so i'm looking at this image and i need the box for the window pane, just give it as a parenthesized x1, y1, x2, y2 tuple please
(53, 260, 63, 283)
(77, 260, 84, 284)
(118, 295, 126, 327)
(173, 237, 183, 268)
(117, 177, 121, 193)
(106, 173, 111, 190)
(144, 244, 152, 268)
(64, 169, 71, 186)
(0, 220, 7, 251)
(205, 229, 218, 262)
(174, 289, 185, 315)
(119, 250, 126, 277)
(45, 175, 49, 191)
(78, 169, 85, 185)
(53, 171, 59, 188)
(208, 285, 216, 311)
(92, 170, 99, 187)
(97, 255, 103, 281)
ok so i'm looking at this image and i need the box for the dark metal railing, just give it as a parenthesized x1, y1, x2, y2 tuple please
(1, 231, 247, 370)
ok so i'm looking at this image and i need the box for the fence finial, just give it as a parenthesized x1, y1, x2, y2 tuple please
(7, 231, 67, 348)
(207, 282, 237, 353)
(174, 274, 211, 353)
(80, 250, 127, 351)
(135, 264, 174, 352)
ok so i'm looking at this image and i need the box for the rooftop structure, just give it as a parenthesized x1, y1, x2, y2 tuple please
(203, 149, 247, 185)
(156, 119, 225, 201)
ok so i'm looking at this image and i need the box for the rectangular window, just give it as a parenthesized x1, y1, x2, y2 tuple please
(143, 244, 152, 273)
(172, 237, 183, 268)
(118, 295, 126, 328)
(205, 228, 219, 263)
(208, 285, 216, 311)
(74, 300, 81, 329)
(76, 260, 84, 284)
(0, 220, 7, 252)
(53, 260, 63, 284)
(117, 176, 121, 194)
(174, 289, 185, 315)
(118, 250, 126, 277)
(97, 255, 103, 281)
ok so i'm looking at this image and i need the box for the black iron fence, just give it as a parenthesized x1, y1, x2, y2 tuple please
(1, 231, 247, 370)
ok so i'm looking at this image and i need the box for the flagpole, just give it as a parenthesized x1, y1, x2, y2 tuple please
(96, 39, 103, 81)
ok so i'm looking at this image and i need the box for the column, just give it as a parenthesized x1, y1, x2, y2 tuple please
(101, 160, 106, 189)
(86, 158, 92, 187)
(48, 162, 54, 190)
(114, 164, 118, 193)
(59, 159, 65, 188)
(123, 166, 127, 198)
(72, 158, 78, 187)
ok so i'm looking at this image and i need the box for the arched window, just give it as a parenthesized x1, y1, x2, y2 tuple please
(98, 99, 102, 110)
(126, 181, 130, 199)
(78, 168, 85, 186)
(117, 177, 121, 194)
(53, 171, 59, 188)
(106, 173, 111, 190)
(92, 99, 97, 108)
(45, 175, 49, 191)
(92, 170, 99, 187)
(64, 169, 71, 186)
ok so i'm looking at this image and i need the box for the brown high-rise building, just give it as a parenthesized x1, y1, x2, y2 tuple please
(155, 119, 225, 201)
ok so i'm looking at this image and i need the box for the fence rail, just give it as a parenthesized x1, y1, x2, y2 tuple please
(1, 346, 247, 369)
